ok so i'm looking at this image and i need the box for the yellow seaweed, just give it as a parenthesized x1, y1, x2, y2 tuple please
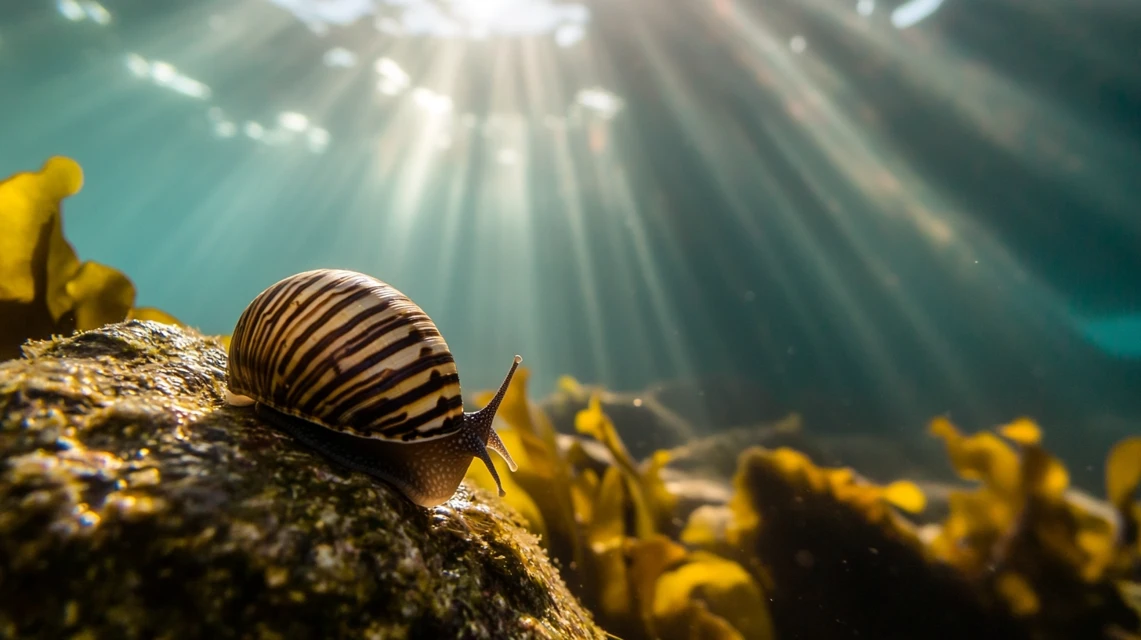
(745, 446, 927, 527)
(588, 465, 636, 629)
(0, 156, 84, 312)
(650, 552, 774, 640)
(996, 571, 1040, 616)
(997, 416, 1044, 445)
(927, 417, 1141, 634)
(930, 416, 1022, 499)
(0, 157, 182, 360)
(626, 534, 689, 628)
(575, 394, 675, 539)
(1107, 437, 1141, 509)
(128, 307, 185, 326)
(882, 479, 928, 514)
(679, 505, 734, 553)
(66, 261, 136, 331)
(468, 365, 585, 581)
(464, 375, 777, 640)
(928, 417, 1131, 579)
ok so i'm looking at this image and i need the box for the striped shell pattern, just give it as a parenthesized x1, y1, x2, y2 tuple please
(226, 269, 467, 443)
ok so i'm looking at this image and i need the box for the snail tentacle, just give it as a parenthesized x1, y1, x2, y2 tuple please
(224, 268, 523, 507)
(486, 430, 518, 472)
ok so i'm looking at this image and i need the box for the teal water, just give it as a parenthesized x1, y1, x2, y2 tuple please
(1, 0, 1139, 461)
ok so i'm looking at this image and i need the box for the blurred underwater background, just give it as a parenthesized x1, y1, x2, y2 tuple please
(1, 0, 1140, 638)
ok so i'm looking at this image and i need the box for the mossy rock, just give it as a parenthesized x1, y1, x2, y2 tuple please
(0, 320, 605, 640)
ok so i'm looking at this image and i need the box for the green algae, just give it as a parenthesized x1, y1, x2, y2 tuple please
(0, 320, 605, 640)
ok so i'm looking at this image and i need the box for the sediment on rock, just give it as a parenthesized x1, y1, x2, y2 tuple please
(0, 320, 604, 640)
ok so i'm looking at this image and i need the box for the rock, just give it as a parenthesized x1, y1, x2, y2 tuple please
(0, 320, 605, 640)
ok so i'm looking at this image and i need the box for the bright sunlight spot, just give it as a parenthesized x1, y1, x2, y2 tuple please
(24, 0, 1137, 420)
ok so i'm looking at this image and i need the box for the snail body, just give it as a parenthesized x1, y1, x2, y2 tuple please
(224, 268, 520, 507)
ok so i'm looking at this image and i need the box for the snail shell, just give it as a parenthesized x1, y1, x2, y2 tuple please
(224, 268, 520, 507)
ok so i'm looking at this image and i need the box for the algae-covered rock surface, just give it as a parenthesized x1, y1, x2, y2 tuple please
(0, 320, 605, 640)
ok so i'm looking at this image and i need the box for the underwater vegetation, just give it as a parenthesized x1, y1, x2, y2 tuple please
(2, 157, 1140, 639)
(0, 157, 182, 361)
(463, 374, 1141, 640)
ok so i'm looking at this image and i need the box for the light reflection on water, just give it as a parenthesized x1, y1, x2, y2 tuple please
(0, 0, 1133, 445)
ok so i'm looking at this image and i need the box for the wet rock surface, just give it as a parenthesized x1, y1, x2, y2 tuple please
(0, 320, 605, 640)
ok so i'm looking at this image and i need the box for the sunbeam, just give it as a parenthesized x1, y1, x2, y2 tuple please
(3, 1, 1141, 636)
(1, 0, 1137, 428)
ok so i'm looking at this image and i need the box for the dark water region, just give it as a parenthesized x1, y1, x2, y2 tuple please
(583, 0, 1141, 474)
(0, 0, 1138, 482)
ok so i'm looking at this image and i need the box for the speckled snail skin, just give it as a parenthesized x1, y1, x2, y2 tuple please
(223, 268, 521, 508)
